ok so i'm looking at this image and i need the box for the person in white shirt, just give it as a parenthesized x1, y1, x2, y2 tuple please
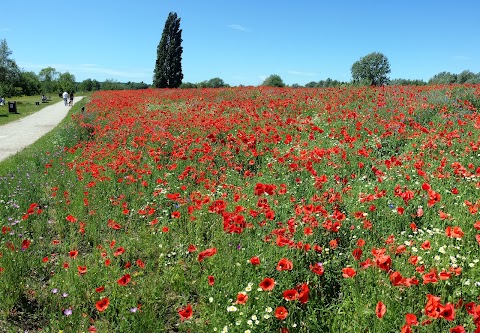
(62, 91, 69, 106)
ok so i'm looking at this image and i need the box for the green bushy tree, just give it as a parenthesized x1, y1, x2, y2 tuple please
(18, 71, 42, 95)
(261, 74, 285, 87)
(58, 72, 76, 93)
(428, 71, 457, 85)
(0, 39, 21, 97)
(38, 67, 59, 94)
(351, 52, 390, 86)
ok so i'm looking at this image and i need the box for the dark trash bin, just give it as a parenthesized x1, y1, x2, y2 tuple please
(8, 101, 18, 114)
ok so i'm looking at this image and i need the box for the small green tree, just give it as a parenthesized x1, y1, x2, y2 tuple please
(0, 39, 21, 97)
(80, 78, 94, 92)
(153, 12, 183, 88)
(261, 74, 285, 87)
(428, 71, 457, 85)
(456, 70, 476, 84)
(38, 67, 59, 94)
(207, 77, 227, 88)
(58, 72, 76, 93)
(179, 82, 197, 89)
(101, 79, 122, 90)
(351, 52, 391, 86)
(18, 71, 42, 95)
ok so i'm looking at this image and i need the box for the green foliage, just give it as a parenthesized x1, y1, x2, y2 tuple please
(179, 82, 198, 89)
(315, 78, 344, 88)
(457, 70, 476, 84)
(153, 12, 184, 88)
(351, 52, 391, 86)
(0, 39, 21, 97)
(101, 79, 123, 90)
(389, 78, 426, 86)
(428, 71, 457, 84)
(261, 74, 285, 87)
(18, 71, 42, 96)
(58, 72, 77, 93)
(79, 78, 101, 92)
(124, 81, 149, 90)
(38, 67, 59, 94)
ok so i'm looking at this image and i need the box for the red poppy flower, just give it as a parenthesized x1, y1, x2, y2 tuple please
(282, 289, 299, 301)
(95, 297, 110, 312)
(198, 247, 217, 262)
(113, 247, 125, 256)
(389, 271, 404, 286)
(420, 240, 431, 250)
(117, 274, 131, 286)
(352, 248, 363, 260)
(303, 227, 313, 236)
(66, 214, 77, 223)
(276, 258, 293, 271)
(259, 277, 275, 291)
(178, 304, 193, 321)
(422, 268, 438, 284)
(235, 292, 248, 304)
(69, 250, 78, 258)
(342, 267, 356, 278)
(136, 259, 145, 268)
(21, 239, 31, 250)
(250, 256, 261, 265)
(450, 326, 466, 333)
(405, 313, 418, 326)
(329, 239, 338, 249)
(401, 324, 413, 333)
(107, 219, 122, 230)
(376, 301, 386, 319)
(95, 286, 105, 293)
(207, 275, 215, 286)
(188, 244, 197, 252)
(297, 283, 310, 304)
(445, 226, 464, 238)
(78, 265, 87, 275)
(309, 262, 324, 276)
(440, 303, 455, 321)
(274, 306, 288, 320)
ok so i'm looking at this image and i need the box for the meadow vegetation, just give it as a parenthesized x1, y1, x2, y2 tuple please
(0, 85, 479, 332)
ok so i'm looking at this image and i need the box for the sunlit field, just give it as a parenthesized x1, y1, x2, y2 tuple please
(1, 85, 479, 332)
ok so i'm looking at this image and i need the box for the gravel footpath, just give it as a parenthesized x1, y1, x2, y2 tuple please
(0, 96, 84, 163)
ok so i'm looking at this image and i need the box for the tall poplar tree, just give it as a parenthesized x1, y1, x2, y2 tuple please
(153, 12, 183, 88)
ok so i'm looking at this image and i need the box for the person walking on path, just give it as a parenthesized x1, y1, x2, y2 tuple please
(69, 92, 74, 106)
(0, 96, 84, 163)
(62, 91, 69, 106)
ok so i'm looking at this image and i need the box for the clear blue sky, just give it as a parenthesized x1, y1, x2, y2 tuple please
(1, 0, 479, 86)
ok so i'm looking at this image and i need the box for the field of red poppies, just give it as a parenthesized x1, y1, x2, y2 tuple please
(1, 85, 480, 332)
